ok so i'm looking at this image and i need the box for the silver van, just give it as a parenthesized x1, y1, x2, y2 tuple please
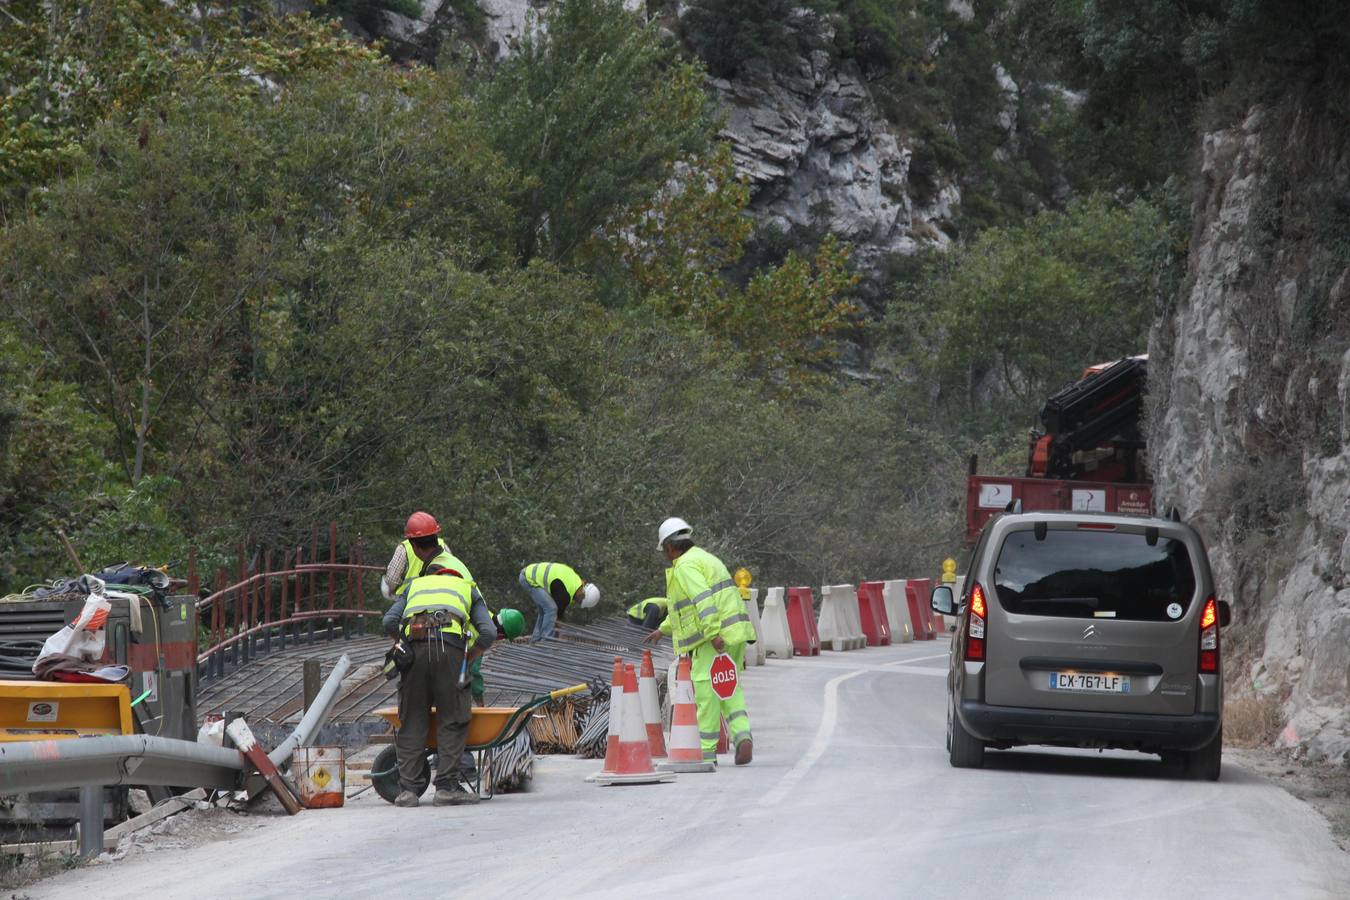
(931, 510, 1231, 779)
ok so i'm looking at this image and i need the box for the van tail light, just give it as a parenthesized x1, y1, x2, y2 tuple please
(1198, 595, 1219, 674)
(966, 582, 987, 662)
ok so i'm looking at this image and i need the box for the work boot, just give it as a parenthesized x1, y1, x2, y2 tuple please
(394, 790, 420, 808)
(734, 739, 753, 766)
(434, 785, 480, 806)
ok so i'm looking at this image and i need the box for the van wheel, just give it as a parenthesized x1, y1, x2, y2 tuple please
(949, 707, 986, 769)
(1182, 728, 1222, 781)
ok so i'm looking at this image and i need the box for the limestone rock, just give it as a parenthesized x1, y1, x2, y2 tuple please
(1150, 104, 1350, 764)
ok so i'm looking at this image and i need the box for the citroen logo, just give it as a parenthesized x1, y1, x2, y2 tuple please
(1082, 624, 1097, 639)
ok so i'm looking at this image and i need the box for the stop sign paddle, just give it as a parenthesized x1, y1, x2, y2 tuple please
(709, 653, 738, 700)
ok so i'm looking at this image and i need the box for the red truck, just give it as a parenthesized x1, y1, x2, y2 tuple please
(965, 355, 1153, 542)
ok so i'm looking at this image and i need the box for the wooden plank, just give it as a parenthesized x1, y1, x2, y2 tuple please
(103, 789, 206, 842)
(226, 719, 303, 815)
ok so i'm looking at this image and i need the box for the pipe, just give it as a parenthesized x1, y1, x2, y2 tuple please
(267, 653, 351, 769)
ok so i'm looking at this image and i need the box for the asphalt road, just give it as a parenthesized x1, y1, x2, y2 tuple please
(37, 640, 1350, 899)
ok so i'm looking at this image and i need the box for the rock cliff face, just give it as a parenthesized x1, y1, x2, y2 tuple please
(1149, 100, 1350, 763)
(356, 1, 957, 273)
(711, 54, 957, 274)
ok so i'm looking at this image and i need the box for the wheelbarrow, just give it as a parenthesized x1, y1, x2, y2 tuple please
(369, 682, 589, 803)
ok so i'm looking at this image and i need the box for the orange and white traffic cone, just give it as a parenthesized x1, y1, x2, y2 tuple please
(593, 664, 675, 786)
(659, 655, 716, 774)
(639, 650, 667, 759)
(594, 658, 623, 777)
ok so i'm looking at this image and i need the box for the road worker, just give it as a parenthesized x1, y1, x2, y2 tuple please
(382, 534, 495, 807)
(518, 562, 600, 642)
(643, 517, 754, 765)
(381, 511, 474, 600)
(627, 597, 669, 629)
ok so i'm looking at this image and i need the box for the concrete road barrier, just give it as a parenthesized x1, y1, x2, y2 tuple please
(759, 587, 794, 659)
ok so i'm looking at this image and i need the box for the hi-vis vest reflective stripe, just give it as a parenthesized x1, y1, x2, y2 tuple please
(401, 573, 472, 638)
(627, 597, 668, 619)
(521, 562, 582, 601)
(400, 541, 473, 591)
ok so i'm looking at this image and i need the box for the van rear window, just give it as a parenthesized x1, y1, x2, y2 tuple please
(993, 530, 1197, 621)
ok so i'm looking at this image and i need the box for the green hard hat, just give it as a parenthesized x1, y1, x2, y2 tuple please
(496, 608, 526, 640)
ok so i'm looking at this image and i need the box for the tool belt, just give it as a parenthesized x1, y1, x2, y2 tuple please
(405, 611, 466, 647)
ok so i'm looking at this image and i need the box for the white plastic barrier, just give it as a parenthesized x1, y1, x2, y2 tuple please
(819, 584, 865, 651)
(815, 584, 844, 651)
(759, 587, 793, 659)
(838, 584, 866, 649)
(883, 579, 914, 643)
(743, 588, 766, 666)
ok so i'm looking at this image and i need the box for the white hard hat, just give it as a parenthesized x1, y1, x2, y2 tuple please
(580, 583, 600, 609)
(657, 517, 693, 549)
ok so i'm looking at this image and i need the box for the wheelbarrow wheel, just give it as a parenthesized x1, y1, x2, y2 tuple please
(371, 744, 434, 804)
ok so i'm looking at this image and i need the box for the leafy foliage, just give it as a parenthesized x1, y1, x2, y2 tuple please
(890, 193, 1177, 424)
(481, 0, 714, 265)
(0, 0, 382, 218)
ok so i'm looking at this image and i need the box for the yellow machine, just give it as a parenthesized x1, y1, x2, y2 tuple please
(0, 680, 133, 742)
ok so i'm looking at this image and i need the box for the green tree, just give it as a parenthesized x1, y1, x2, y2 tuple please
(480, 0, 715, 265)
(892, 193, 1177, 420)
(0, 0, 381, 218)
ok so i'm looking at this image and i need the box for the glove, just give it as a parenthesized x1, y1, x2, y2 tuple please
(380, 578, 393, 602)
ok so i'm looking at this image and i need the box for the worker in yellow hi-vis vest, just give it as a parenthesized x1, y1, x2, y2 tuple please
(644, 517, 754, 765)
(518, 562, 599, 642)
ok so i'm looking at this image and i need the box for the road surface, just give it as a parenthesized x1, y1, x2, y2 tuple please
(37, 641, 1350, 899)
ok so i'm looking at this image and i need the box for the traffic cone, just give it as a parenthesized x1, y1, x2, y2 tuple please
(593, 664, 675, 786)
(639, 651, 667, 759)
(600, 656, 625, 773)
(659, 655, 716, 773)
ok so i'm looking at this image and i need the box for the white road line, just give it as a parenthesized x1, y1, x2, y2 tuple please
(750, 667, 867, 812)
(891, 652, 949, 665)
(746, 652, 949, 815)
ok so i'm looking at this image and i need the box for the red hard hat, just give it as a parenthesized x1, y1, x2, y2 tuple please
(404, 511, 440, 538)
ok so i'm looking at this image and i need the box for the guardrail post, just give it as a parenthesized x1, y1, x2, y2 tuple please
(78, 784, 103, 857)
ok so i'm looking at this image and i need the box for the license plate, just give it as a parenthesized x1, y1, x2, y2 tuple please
(1049, 671, 1130, 693)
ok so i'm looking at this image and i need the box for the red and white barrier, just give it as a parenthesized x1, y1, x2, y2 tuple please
(785, 587, 822, 656)
(883, 579, 914, 643)
(857, 581, 891, 646)
(906, 578, 937, 639)
(759, 587, 794, 659)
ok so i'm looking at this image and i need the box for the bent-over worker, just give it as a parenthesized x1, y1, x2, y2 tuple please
(644, 517, 754, 765)
(518, 562, 599, 642)
(627, 597, 669, 630)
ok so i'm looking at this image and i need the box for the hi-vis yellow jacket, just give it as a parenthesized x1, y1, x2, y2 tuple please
(659, 546, 754, 654)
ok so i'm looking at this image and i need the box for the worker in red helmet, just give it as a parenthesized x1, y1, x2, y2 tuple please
(382, 511, 476, 600)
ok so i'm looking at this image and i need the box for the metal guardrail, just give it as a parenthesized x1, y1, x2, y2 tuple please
(0, 736, 244, 794)
(0, 654, 352, 857)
